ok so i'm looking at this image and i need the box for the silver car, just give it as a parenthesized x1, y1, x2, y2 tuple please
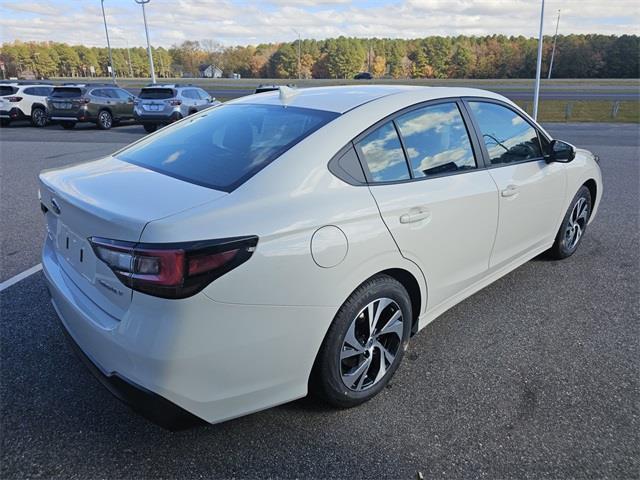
(134, 84, 220, 133)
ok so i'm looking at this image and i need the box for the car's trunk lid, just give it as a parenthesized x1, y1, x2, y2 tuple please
(39, 156, 226, 318)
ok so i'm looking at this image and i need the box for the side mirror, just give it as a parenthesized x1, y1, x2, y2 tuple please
(547, 139, 576, 163)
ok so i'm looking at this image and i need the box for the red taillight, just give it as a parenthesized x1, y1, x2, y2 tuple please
(168, 99, 182, 106)
(7, 96, 22, 102)
(89, 236, 257, 299)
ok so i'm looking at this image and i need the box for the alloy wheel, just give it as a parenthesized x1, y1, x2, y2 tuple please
(99, 111, 112, 129)
(565, 197, 589, 250)
(340, 298, 404, 391)
(32, 109, 46, 127)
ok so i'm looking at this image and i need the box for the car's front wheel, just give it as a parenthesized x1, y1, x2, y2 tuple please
(548, 185, 592, 259)
(311, 274, 412, 408)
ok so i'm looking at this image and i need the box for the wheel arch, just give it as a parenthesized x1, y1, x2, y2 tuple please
(31, 102, 46, 113)
(583, 178, 597, 209)
(378, 268, 423, 335)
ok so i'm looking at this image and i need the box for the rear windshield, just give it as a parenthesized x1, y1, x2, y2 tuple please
(0, 86, 17, 96)
(139, 88, 174, 99)
(51, 87, 82, 98)
(117, 104, 339, 191)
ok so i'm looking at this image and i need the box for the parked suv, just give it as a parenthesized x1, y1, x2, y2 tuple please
(46, 84, 136, 130)
(134, 84, 220, 133)
(0, 82, 53, 127)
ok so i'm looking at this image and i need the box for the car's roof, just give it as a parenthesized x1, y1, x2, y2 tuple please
(229, 85, 508, 114)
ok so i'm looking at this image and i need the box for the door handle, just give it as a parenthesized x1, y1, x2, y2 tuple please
(501, 185, 519, 197)
(400, 208, 431, 224)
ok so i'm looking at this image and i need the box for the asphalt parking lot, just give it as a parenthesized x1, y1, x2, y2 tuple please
(1, 122, 638, 478)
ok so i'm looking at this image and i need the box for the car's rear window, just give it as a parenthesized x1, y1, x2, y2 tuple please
(51, 87, 82, 98)
(139, 88, 174, 99)
(117, 104, 339, 192)
(0, 86, 17, 96)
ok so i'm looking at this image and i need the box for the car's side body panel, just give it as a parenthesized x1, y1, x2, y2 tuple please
(486, 160, 566, 267)
(369, 170, 499, 310)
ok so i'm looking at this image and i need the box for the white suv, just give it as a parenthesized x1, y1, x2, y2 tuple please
(0, 82, 53, 127)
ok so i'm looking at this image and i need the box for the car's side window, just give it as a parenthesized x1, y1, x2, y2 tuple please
(115, 89, 131, 100)
(357, 121, 410, 182)
(91, 89, 106, 98)
(395, 102, 476, 178)
(468, 101, 543, 165)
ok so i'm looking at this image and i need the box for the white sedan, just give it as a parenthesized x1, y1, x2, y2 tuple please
(40, 85, 602, 429)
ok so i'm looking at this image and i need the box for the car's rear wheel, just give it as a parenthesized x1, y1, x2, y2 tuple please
(0, 118, 10, 127)
(143, 123, 157, 133)
(311, 275, 412, 408)
(548, 185, 592, 259)
(31, 107, 47, 127)
(61, 121, 76, 130)
(97, 110, 113, 130)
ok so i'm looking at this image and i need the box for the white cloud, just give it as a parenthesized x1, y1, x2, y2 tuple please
(0, 0, 637, 48)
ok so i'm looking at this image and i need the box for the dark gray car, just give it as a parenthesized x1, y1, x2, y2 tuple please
(134, 84, 220, 133)
(46, 84, 136, 130)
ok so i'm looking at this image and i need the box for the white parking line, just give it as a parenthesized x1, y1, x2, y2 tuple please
(0, 264, 43, 292)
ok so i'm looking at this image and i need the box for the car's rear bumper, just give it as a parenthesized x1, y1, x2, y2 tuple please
(42, 235, 335, 428)
(56, 309, 203, 430)
(1, 107, 27, 120)
(48, 108, 97, 123)
(134, 110, 182, 124)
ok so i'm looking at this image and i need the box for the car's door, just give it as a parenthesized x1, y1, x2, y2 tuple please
(360, 100, 499, 310)
(464, 100, 566, 268)
(114, 88, 135, 118)
(197, 88, 212, 109)
(91, 88, 112, 114)
(21, 87, 39, 113)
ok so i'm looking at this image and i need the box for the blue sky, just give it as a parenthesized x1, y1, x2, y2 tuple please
(1, 0, 638, 48)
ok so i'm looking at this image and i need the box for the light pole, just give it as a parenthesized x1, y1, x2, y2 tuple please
(548, 9, 561, 79)
(100, 0, 116, 83)
(124, 38, 133, 78)
(532, 0, 545, 121)
(135, 0, 156, 84)
(292, 28, 301, 80)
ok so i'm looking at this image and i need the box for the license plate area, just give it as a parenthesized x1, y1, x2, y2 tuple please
(53, 102, 72, 109)
(144, 104, 161, 111)
(56, 223, 96, 281)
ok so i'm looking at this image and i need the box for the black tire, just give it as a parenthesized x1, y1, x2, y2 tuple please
(548, 185, 592, 260)
(143, 123, 157, 133)
(188, 109, 197, 116)
(31, 107, 47, 127)
(311, 274, 412, 408)
(61, 121, 76, 130)
(0, 118, 10, 127)
(97, 110, 113, 130)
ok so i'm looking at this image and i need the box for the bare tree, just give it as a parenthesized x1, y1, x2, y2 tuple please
(201, 39, 224, 68)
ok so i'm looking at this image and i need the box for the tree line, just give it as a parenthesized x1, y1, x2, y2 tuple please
(1, 34, 637, 80)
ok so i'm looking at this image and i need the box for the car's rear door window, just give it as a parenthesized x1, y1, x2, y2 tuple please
(468, 102, 543, 165)
(116, 104, 339, 191)
(356, 122, 410, 182)
(395, 102, 477, 178)
(139, 88, 174, 100)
